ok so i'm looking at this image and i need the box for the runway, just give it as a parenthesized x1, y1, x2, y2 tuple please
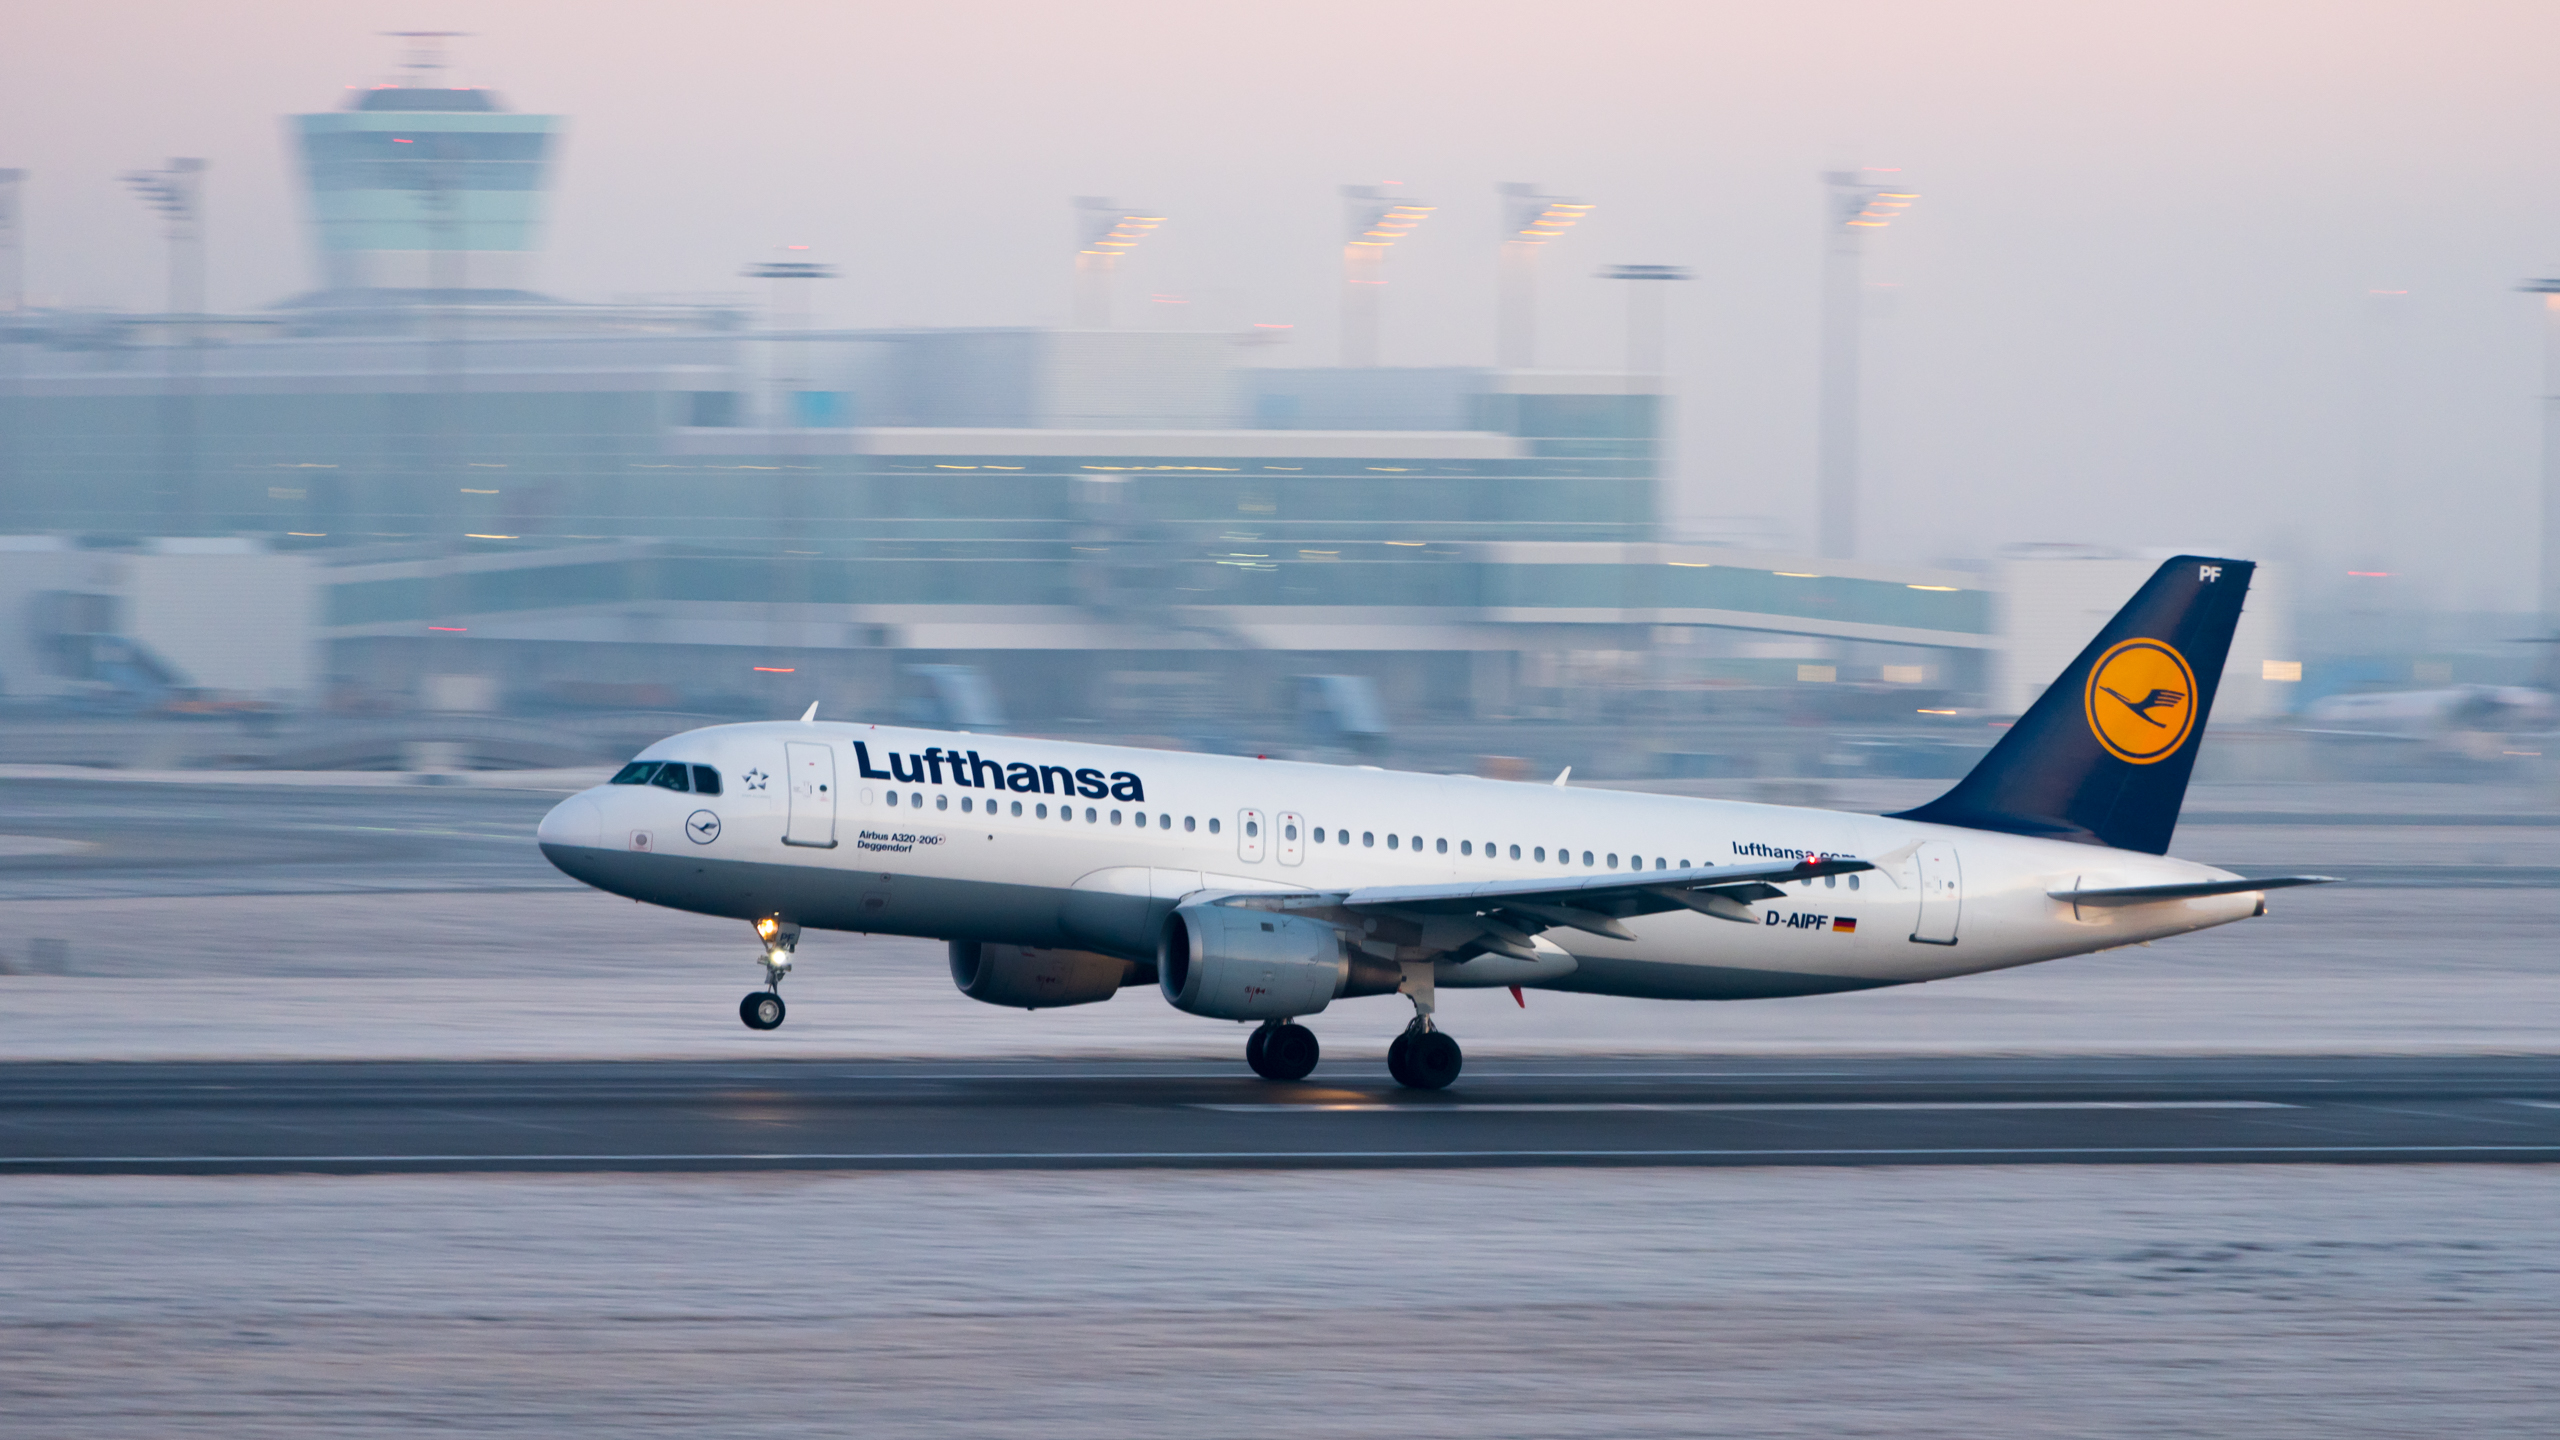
(6, 1054, 2557, 1173)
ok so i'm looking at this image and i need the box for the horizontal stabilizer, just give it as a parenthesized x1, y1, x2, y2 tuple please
(2050, 875, 2337, 907)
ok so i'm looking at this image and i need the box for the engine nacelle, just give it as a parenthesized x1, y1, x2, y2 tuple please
(949, 941, 1147, 1010)
(1158, 901, 1350, 1021)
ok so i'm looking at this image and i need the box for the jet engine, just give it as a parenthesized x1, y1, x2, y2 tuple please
(1158, 901, 1350, 1021)
(948, 941, 1149, 1010)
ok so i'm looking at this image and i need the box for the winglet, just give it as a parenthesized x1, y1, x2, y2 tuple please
(1552, 766, 1571, 787)
(799, 702, 819, 723)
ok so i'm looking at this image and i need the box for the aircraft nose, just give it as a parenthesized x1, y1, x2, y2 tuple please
(538, 793, 603, 849)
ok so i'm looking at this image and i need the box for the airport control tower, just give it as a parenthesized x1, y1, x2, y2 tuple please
(289, 34, 560, 296)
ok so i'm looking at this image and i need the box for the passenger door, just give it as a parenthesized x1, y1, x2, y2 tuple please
(1910, 840, 1960, 944)
(783, 741, 838, 848)
(1275, 811, 1305, 866)
(1236, 808, 1266, 863)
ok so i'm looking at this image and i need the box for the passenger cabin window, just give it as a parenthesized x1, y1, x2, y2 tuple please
(1209, 818, 1221, 834)
(1388, 835, 1400, 850)
(1435, 838, 1448, 854)
(1185, 816, 1197, 832)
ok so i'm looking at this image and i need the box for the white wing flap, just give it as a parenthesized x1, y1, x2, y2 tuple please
(1334, 856, 1873, 916)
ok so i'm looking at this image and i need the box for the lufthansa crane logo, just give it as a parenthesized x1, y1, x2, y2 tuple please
(2084, 638, 2199, 764)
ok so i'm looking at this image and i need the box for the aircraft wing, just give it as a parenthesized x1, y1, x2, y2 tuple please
(2049, 875, 2338, 906)
(1335, 855, 1873, 915)
(1246, 856, 1875, 952)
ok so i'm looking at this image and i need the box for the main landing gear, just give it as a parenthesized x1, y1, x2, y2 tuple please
(740, 917, 798, 1031)
(1246, 1020, 1321, 1081)
(1386, 960, 1461, 1089)
(1387, 1021, 1463, 1090)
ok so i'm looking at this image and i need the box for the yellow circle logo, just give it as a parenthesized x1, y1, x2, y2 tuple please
(2084, 638, 2198, 764)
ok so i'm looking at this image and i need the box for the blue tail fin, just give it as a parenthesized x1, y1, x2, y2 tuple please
(1892, 556, 2253, 855)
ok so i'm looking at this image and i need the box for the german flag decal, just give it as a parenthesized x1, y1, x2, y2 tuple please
(1832, 916, 1858, 934)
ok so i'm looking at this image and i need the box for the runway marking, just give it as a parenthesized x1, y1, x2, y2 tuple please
(1191, 1100, 2302, 1113)
(2510, 1100, 2560, 1109)
(2, 1142, 2554, 1168)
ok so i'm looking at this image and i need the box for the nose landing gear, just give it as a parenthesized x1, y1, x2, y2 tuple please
(1246, 1020, 1321, 1081)
(740, 917, 797, 1031)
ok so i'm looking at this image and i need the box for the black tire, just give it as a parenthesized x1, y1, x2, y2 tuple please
(1386, 1031, 1416, 1087)
(1262, 1024, 1320, 1082)
(1401, 1030, 1462, 1090)
(1245, 1025, 1275, 1078)
(740, 991, 785, 1031)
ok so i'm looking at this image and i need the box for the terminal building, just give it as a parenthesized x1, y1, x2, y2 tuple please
(0, 59, 2292, 739)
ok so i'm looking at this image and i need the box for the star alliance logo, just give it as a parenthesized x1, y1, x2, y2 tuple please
(741, 768, 769, 791)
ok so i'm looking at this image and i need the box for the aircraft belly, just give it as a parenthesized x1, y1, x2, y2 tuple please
(1540, 955, 1902, 1001)
(537, 844, 1074, 945)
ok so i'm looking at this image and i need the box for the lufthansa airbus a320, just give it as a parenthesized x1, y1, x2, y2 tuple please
(538, 555, 2331, 1089)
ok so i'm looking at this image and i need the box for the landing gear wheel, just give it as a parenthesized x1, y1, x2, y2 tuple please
(1261, 1023, 1320, 1082)
(1392, 1029, 1461, 1090)
(1246, 1023, 1321, 1081)
(740, 991, 786, 1031)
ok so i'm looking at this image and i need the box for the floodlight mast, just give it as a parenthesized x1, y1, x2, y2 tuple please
(1, 170, 23, 521)
(121, 157, 208, 533)
(1597, 263, 1690, 382)
(1340, 184, 1433, 367)
(742, 254, 838, 425)
(2518, 275, 2560, 626)
(1815, 169, 1916, 561)
(1497, 183, 1593, 368)
(1072, 197, 1162, 329)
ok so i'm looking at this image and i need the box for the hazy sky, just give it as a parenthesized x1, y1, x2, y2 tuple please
(8, 0, 2560, 610)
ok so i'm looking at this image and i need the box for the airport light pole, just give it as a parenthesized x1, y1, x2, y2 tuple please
(1340, 185, 1433, 367)
(1, 170, 23, 532)
(743, 255, 837, 655)
(122, 157, 207, 534)
(743, 255, 837, 427)
(0, 169, 23, 317)
(1072, 198, 1162, 330)
(1815, 170, 1915, 560)
(1597, 263, 1690, 379)
(1496, 183, 1593, 369)
(2519, 276, 2560, 629)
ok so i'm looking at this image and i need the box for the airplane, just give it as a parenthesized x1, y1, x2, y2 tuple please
(538, 554, 2333, 1089)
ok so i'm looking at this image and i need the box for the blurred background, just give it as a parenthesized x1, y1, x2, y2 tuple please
(1, 1, 2556, 786)
(7, 11, 2560, 1434)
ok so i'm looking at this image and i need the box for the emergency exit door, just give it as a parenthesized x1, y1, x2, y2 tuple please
(1910, 841, 1960, 944)
(784, 742, 837, 848)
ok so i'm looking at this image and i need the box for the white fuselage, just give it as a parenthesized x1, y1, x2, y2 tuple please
(537, 720, 2262, 1001)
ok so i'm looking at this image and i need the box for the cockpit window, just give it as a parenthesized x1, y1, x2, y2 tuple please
(690, 765, 722, 796)
(610, 762, 656, 786)
(650, 764, 692, 793)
